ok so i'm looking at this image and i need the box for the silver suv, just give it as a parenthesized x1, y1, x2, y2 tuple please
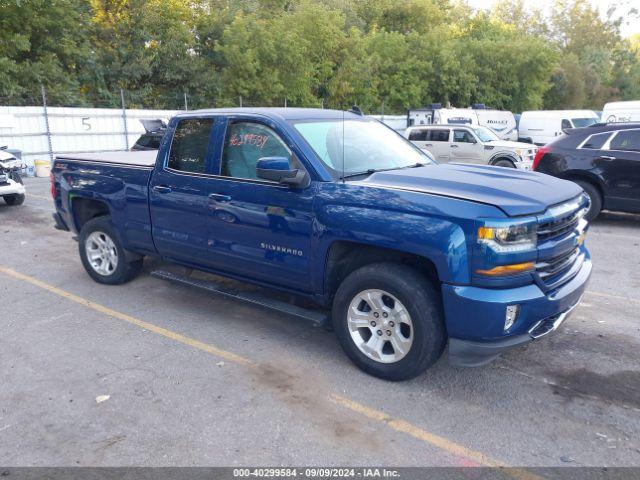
(404, 124, 537, 169)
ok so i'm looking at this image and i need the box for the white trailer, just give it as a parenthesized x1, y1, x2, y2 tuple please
(602, 101, 640, 123)
(518, 110, 599, 146)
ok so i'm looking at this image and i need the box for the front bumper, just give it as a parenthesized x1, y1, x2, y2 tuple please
(444, 252, 592, 367)
(515, 159, 533, 170)
(0, 178, 26, 197)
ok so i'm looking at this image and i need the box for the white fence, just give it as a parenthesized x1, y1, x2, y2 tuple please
(0, 106, 181, 175)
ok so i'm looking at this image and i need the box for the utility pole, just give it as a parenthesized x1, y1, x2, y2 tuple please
(41, 85, 54, 163)
(184, 92, 188, 111)
(120, 89, 129, 150)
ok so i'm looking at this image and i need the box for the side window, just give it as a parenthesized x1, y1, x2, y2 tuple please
(221, 122, 291, 180)
(453, 130, 475, 143)
(167, 118, 213, 173)
(408, 129, 428, 141)
(609, 130, 640, 152)
(561, 119, 572, 130)
(429, 129, 450, 142)
(581, 132, 612, 150)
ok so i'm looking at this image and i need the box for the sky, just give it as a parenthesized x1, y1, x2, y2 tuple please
(467, 0, 640, 38)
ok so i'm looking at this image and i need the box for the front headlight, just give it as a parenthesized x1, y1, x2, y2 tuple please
(478, 223, 537, 252)
(515, 148, 524, 158)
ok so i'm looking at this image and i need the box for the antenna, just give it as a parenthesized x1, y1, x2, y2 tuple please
(342, 108, 345, 183)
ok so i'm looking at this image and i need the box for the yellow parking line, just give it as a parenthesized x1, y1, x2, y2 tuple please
(0, 266, 252, 366)
(0, 266, 540, 476)
(329, 394, 502, 466)
(27, 193, 52, 201)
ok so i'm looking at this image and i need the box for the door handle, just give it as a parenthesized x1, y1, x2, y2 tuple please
(153, 185, 172, 194)
(209, 193, 232, 202)
(450, 144, 459, 148)
(600, 155, 616, 161)
(425, 143, 433, 147)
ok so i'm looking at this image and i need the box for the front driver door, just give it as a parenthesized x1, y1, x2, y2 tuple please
(450, 129, 483, 164)
(205, 118, 314, 291)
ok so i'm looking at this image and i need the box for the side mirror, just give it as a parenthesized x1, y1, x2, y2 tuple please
(0, 146, 7, 150)
(256, 157, 306, 187)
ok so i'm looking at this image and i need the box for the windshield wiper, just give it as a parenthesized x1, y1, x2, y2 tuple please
(340, 163, 428, 180)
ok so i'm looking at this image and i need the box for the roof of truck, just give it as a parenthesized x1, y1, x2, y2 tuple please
(180, 107, 364, 121)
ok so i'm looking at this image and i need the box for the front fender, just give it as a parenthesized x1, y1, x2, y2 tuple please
(312, 183, 504, 293)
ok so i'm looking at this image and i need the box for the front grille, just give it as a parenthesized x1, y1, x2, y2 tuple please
(536, 247, 580, 280)
(537, 209, 581, 242)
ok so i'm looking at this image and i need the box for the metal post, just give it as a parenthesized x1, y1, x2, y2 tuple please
(321, 99, 324, 109)
(184, 92, 188, 111)
(239, 96, 243, 107)
(120, 89, 129, 150)
(284, 98, 287, 108)
(41, 85, 54, 164)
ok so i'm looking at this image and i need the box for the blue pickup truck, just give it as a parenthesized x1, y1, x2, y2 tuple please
(51, 108, 592, 380)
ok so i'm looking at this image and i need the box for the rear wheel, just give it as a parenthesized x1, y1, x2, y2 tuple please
(574, 180, 602, 222)
(332, 263, 446, 381)
(3, 194, 25, 205)
(78, 216, 143, 284)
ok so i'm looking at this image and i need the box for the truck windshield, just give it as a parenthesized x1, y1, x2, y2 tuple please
(292, 119, 434, 177)
(571, 118, 598, 128)
(473, 126, 499, 142)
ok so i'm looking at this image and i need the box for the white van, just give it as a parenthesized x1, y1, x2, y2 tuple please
(602, 101, 640, 123)
(518, 110, 599, 145)
(408, 105, 518, 141)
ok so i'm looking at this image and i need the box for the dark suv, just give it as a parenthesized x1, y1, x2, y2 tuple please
(533, 123, 640, 220)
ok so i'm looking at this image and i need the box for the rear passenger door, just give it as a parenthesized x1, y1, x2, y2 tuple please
(426, 128, 451, 162)
(605, 129, 640, 210)
(149, 117, 221, 266)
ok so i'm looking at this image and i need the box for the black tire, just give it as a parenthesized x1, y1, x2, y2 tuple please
(574, 180, 602, 222)
(332, 263, 446, 381)
(3, 194, 25, 205)
(78, 216, 143, 285)
(492, 158, 515, 168)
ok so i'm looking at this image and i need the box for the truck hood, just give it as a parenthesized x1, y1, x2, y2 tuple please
(359, 164, 583, 217)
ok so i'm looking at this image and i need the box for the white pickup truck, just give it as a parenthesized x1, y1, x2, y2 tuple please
(0, 147, 26, 205)
(404, 124, 537, 169)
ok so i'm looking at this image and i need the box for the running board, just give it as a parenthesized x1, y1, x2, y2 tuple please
(150, 269, 329, 327)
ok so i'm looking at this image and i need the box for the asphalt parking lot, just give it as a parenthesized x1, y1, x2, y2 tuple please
(1, 176, 639, 468)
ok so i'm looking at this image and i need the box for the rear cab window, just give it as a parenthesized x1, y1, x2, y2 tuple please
(609, 130, 640, 152)
(167, 118, 214, 173)
(408, 129, 429, 141)
(429, 129, 450, 142)
(579, 132, 613, 150)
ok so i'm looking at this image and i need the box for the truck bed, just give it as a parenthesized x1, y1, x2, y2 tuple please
(56, 150, 157, 167)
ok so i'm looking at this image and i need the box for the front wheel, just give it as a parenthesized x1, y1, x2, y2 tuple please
(78, 216, 143, 285)
(574, 180, 602, 222)
(492, 158, 515, 168)
(332, 263, 446, 381)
